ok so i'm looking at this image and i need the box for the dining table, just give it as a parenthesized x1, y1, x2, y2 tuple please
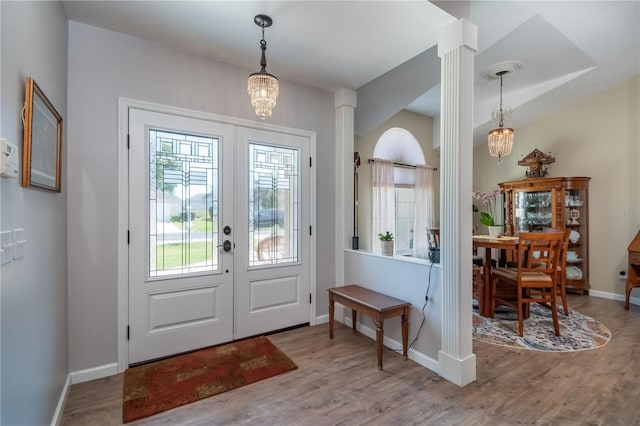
(472, 235, 519, 317)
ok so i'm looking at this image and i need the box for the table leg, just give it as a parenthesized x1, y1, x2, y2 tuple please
(351, 309, 357, 334)
(329, 294, 335, 339)
(373, 318, 384, 370)
(401, 308, 409, 361)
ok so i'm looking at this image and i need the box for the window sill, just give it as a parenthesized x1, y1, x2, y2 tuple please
(344, 249, 441, 267)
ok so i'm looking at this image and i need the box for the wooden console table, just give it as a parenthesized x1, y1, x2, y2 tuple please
(328, 285, 411, 370)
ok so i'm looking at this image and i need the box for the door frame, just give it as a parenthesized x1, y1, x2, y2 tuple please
(116, 98, 317, 373)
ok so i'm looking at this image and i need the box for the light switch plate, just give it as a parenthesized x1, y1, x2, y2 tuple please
(1, 231, 13, 265)
(13, 228, 25, 260)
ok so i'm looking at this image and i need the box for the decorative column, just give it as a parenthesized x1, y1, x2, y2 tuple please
(437, 19, 477, 386)
(334, 88, 357, 287)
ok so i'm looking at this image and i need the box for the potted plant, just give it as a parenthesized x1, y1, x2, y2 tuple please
(378, 231, 394, 256)
(472, 188, 503, 237)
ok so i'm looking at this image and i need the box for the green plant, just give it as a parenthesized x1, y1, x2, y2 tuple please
(378, 231, 394, 241)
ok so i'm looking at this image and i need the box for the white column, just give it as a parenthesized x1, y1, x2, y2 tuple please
(437, 19, 477, 386)
(334, 88, 357, 287)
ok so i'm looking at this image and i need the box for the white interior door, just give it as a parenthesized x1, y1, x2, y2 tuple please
(128, 109, 234, 364)
(234, 127, 311, 339)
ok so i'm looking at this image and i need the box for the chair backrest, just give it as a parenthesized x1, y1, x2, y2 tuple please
(543, 227, 571, 275)
(516, 231, 564, 275)
(427, 228, 440, 249)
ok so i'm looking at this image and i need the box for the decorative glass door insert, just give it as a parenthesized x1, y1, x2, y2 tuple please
(149, 129, 219, 276)
(248, 143, 299, 267)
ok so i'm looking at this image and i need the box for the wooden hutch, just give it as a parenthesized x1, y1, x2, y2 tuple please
(499, 176, 591, 294)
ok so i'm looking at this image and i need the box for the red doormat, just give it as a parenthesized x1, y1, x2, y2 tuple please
(123, 336, 297, 423)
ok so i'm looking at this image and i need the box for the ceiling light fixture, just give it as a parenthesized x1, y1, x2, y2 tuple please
(247, 14, 279, 120)
(487, 70, 514, 161)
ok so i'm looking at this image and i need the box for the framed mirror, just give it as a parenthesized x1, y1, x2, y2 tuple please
(22, 77, 63, 192)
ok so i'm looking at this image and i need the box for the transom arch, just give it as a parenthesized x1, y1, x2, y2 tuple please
(373, 127, 426, 185)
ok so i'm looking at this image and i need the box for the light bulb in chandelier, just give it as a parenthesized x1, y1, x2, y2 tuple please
(247, 14, 279, 120)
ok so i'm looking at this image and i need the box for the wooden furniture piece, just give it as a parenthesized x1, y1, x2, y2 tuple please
(490, 231, 565, 336)
(499, 176, 591, 294)
(625, 230, 640, 310)
(472, 264, 483, 313)
(543, 227, 571, 316)
(472, 235, 519, 317)
(328, 285, 410, 370)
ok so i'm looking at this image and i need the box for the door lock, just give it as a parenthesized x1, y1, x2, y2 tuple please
(218, 240, 232, 252)
(223, 225, 231, 235)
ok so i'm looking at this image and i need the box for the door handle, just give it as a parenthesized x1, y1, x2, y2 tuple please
(218, 240, 232, 252)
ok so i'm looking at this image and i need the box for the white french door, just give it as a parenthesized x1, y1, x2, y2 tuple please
(128, 109, 234, 364)
(234, 127, 311, 339)
(128, 108, 311, 364)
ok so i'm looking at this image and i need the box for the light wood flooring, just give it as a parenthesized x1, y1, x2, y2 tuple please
(61, 295, 640, 425)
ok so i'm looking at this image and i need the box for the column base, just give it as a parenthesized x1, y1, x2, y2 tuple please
(438, 350, 476, 386)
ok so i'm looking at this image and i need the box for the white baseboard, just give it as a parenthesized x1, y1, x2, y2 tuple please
(70, 363, 118, 385)
(50, 373, 71, 426)
(315, 314, 329, 324)
(589, 289, 640, 306)
(343, 317, 439, 373)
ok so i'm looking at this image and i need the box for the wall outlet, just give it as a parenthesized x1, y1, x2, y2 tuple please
(619, 270, 627, 280)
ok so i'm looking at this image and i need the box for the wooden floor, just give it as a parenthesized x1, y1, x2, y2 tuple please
(61, 295, 640, 425)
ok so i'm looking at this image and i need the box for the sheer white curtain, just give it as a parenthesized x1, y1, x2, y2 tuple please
(371, 159, 396, 255)
(413, 165, 436, 258)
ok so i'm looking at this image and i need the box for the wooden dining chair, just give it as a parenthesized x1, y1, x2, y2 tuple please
(472, 264, 483, 312)
(543, 228, 571, 316)
(490, 231, 565, 336)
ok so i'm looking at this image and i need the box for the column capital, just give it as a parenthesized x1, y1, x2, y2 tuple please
(334, 87, 357, 109)
(438, 19, 477, 57)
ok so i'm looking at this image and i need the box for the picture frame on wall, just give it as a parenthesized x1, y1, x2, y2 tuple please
(22, 76, 63, 192)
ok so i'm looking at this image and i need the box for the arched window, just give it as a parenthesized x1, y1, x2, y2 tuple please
(371, 128, 436, 257)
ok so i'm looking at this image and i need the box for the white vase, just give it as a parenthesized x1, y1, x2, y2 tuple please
(380, 240, 394, 256)
(487, 225, 503, 238)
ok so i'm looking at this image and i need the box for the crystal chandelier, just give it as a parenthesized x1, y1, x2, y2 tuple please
(247, 14, 279, 120)
(488, 70, 514, 161)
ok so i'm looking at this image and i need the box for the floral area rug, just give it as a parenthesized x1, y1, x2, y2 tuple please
(472, 303, 611, 352)
(123, 336, 297, 423)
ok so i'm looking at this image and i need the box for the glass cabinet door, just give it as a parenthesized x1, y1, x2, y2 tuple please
(514, 190, 553, 234)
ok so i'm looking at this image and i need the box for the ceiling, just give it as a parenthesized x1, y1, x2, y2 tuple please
(63, 1, 640, 143)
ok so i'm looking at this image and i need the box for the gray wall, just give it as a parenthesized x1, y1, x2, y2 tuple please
(67, 22, 336, 372)
(1, 1, 69, 425)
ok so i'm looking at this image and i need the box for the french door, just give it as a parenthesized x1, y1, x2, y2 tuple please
(128, 109, 311, 364)
(234, 127, 311, 339)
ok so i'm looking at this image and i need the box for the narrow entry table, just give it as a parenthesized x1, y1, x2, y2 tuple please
(328, 285, 411, 370)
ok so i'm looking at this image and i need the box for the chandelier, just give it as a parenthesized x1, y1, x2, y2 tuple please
(488, 70, 514, 161)
(247, 14, 279, 120)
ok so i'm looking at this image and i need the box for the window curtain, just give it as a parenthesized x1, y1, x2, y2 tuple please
(371, 159, 396, 255)
(413, 165, 436, 258)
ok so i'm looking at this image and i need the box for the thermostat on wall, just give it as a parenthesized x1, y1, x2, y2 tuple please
(0, 138, 19, 178)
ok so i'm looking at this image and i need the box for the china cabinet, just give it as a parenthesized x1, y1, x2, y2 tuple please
(499, 177, 591, 294)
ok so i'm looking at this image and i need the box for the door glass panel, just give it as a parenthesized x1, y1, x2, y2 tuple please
(248, 143, 299, 267)
(149, 129, 219, 277)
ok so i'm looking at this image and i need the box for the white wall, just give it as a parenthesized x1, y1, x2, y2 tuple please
(344, 251, 442, 369)
(0, 1, 69, 424)
(66, 22, 336, 372)
(474, 75, 640, 297)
